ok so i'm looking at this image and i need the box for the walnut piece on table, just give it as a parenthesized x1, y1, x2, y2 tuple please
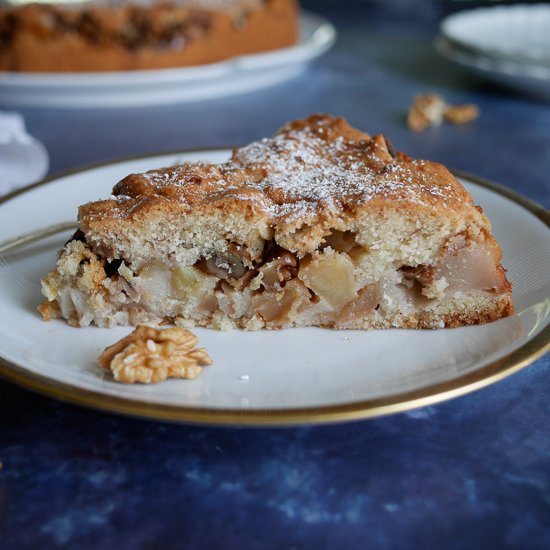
(443, 103, 480, 125)
(98, 325, 212, 384)
(407, 93, 479, 132)
(407, 93, 447, 132)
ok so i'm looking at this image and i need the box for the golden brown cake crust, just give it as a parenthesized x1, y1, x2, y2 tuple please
(79, 114, 487, 257)
(0, 0, 298, 72)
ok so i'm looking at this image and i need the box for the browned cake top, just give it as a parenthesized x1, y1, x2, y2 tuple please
(0, 0, 266, 48)
(79, 114, 475, 229)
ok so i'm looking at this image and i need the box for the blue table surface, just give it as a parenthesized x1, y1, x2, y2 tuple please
(1, 3, 549, 548)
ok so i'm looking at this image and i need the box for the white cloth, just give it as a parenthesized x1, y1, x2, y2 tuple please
(0, 112, 49, 195)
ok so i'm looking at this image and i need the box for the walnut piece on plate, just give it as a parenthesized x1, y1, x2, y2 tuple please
(98, 325, 212, 384)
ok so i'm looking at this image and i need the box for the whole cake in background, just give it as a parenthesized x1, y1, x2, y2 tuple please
(0, 0, 298, 72)
(39, 114, 514, 330)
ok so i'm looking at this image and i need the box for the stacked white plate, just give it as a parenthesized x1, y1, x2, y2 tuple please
(435, 4, 550, 96)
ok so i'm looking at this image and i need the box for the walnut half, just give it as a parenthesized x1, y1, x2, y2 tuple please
(98, 325, 212, 384)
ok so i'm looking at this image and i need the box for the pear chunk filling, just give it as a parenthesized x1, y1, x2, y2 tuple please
(43, 231, 509, 329)
(95, 232, 508, 328)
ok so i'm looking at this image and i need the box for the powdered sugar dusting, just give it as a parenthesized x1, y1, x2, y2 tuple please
(111, 115, 469, 222)
(233, 132, 360, 206)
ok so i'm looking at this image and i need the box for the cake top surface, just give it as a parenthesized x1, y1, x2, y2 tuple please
(0, 0, 262, 11)
(80, 114, 475, 228)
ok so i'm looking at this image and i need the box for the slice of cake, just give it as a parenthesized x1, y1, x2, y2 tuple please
(0, 0, 297, 72)
(39, 114, 513, 330)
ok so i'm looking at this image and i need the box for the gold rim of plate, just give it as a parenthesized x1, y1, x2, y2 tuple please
(0, 150, 549, 426)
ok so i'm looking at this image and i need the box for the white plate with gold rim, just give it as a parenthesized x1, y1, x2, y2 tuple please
(0, 11, 335, 109)
(0, 150, 549, 425)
